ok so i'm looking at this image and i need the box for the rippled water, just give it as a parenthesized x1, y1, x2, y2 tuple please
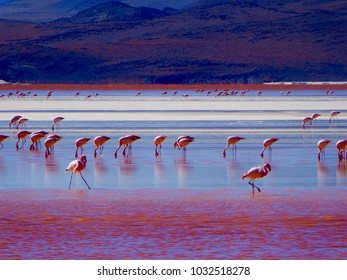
(0, 89, 346, 259)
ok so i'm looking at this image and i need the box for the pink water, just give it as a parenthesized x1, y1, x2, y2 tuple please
(1, 188, 346, 259)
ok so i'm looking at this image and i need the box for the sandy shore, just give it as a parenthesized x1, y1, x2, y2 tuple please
(1, 83, 347, 91)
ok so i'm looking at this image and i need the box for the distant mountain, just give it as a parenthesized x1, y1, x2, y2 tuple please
(0, 0, 194, 22)
(0, 0, 346, 84)
(55, 2, 170, 23)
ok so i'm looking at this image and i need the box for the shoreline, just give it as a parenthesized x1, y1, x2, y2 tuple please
(1, 83, 347, 91)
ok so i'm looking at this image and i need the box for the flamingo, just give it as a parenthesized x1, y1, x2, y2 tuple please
(66, 155, 91, 189)
(16, 117, 29, 129)
(52, 116, 64, 131)
(174, 136, 195, 149)
(93, 135, 111, 158)
(311, 113, 321, 122)
(241, 163, 271, 195)
(223, 136, 245, 158)
(44, 137, 62, 158)
(0, 135, 9, 150)
(260, 137, 279, 158)
(9, 115, 22, 128)
(16, 130, 31, 150)
(154, 135, 168, 157)
(114, 135, 141, 158)
(302, 117, 312, 129)
(174, 136, 194, 156)
(336, 139, 347, 161)
(317, 139, 331, 161)
(329, 111, 340, 123)
(30, 131, 48, 150)
(75, 137, 91, 158)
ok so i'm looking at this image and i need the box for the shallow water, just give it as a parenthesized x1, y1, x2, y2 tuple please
(0, 89, 346, 259)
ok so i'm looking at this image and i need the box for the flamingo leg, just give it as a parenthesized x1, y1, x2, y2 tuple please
(79, 172, 91, 189)
(68, 173, 74, 189)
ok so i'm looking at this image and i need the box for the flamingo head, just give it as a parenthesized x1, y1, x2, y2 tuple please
(173, 141, 178, 149)
(81, 155, 87, 163)
(264, 163, 271, 172)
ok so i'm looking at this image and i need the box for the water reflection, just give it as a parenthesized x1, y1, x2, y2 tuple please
(175, 158, 193, 188)
(154, 157, 166, 188)
(317, 161, 331, 188)
(336, 161, 347, 187)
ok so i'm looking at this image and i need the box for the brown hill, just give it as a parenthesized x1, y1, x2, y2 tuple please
(0, 0, 346, 84)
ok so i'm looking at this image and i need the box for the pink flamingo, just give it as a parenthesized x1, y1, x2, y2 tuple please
(329, 111, 340, 123)
(16, 130, 31, 150)
(66, 155, 91, 189)
(75, 137, 91, 158)
(52, 116, 64, 131)
(9, 115, 22, 128)
(174, 136, 194, 156)
(93, 135, 111, 158)
(260, 137, 279, 158)
(44, 137, 62, 158)
(30, 131, 48, 150)
(336, 139, 347, 161)
(16, 117, 29, 129)
(223, 136, 245, 157)
(311, 113, 321, 121)
(317, 139, 331, 161)
(114, 134, 141, 158)
(241, 163, 271, 195)
(302, 117, 312, 129)
(154, 135, 168, 157)
(0, 135, 9, 150)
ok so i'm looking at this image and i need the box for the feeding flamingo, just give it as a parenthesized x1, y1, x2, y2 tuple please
(311, 113, 321, 122)
(9, 115, 22, 128)
(114, 135, 141, 158)
(174, 136, 194, 156)
(52, 116, 64, 131)
(66, 155, 91, 189)
(16, 130, 31, 150)
(93, 135, 111, 158)
(44, 137, 62, 158)
(260, 138, 279, 158)
(0, 135, 9, 150)
(317, 139, 331, 161)
(16, 117, 29, 129)
(154, 135, 168, 157)
(329, 111, 340, 123)
(223, 136, 245, 158)
(302, 117, 312, 129)
(75, 137, 91, 158)
(241, 163, 271, 195)
(30, 131, 48, 150)
(336, 139, 347, 161)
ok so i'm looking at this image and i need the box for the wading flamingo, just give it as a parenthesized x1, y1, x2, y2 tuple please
(174, 136, 194, 156)
(44, 137, 62, 158)
(0, 135, 9, 150)
(329, 111, 340, 123)
(154, 135, 167, 157)
(174, 136, 195, 149)
(93, 135, 111, 158)
(114, 135, 141, 158)
(317, 139, 331, 161)
(223, 136, 245, 158)
(242, 163, 271, 195)
(16, 117, 29, 129)
(302, 117, 312, 129)
(311, 113, 321, 122)
(260, 138, 279, 158)
(75, 137, 91, 158)
(30, 131, 48, 150)
(66, 155, 91, 189)
(336, 139, 347, 161)
(9, 115, 22, 128)
(16, 130, 31, 150)
(52, 116, 64, 131)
